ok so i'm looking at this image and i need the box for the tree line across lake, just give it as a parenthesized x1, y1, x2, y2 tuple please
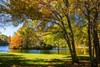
(0, 35, 8, 46)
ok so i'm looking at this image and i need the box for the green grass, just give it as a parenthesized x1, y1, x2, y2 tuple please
(0, 53, 71, 67)
(0, 52, 91, 67)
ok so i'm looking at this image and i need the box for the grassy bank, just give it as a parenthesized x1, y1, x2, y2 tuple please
(0, 53, 91, 67)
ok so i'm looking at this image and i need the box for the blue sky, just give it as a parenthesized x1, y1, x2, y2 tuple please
(0, 0, 23, 37)
(0, 0, 24, 37)
(0, 24, 23, 37)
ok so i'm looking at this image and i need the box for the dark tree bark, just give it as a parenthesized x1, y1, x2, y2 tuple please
(61, 20, 78, 63)
(25, 37, 29, 49)
(64, 33, 74, 63)
(91, 10, 99, 67)
(87, 11, 94, 67)
(66, 14, 79, 63)
(63, 0, 78, 63)
(53, 7, 78, 63)
(57, 43, 60, 54)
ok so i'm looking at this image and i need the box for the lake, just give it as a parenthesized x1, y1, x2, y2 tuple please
(0, 46, 89, 55)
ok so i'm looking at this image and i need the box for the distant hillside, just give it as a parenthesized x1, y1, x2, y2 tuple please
(0, 34, 9, 46)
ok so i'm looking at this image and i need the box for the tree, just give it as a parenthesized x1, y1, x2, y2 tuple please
(9, 33, 23, 49)
(9, 20, 42, 49)
(0, 0, 79, 63)
(74, 0, 100, 67)
(0, 34, 8, 46)
(8, 36, 11, 44)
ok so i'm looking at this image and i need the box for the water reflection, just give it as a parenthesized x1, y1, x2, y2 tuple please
(0, 46, 89, 55)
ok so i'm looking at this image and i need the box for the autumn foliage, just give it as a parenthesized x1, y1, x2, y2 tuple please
(9, 34, 23, 49)
(1, 0, 100, 66)
(8, 36, 11, 44)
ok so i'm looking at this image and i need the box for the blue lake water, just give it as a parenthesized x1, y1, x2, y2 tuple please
(0, 46, 9, 52)
(0, 46, 89, 55)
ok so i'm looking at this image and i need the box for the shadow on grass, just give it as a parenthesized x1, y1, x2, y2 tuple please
(78, 56, 90, 60)
(0, 54, 93, 67)
(0, 53, 25, 67)
(65, 55, 90, 60)
(0, 53, 68, 67)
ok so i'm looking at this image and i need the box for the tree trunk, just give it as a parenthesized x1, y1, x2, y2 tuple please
(64, 34, 74, 63)
(99, 38, 100, 60)
(60, 20, 78, 63)
(92, 17, 99, 67)
(66, 14, 79, 63)
(26, 37, 29, 49)
(54, 8, 78, 63)
(58, 43, 59, 54)
(87, 12, 94, 67)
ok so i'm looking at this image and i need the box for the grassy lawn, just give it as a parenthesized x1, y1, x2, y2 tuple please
(0, 52, 91, 67)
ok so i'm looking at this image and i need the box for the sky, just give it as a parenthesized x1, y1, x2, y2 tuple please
(0, 0, 23, 37)
(0, 24, 23, 37)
